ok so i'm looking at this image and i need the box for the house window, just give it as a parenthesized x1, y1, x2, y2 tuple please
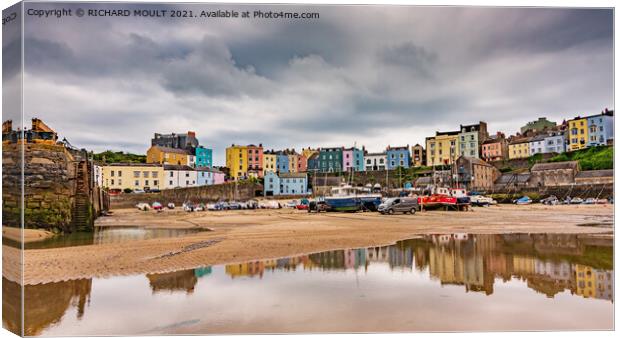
(118, 171, 122, 176)
(145, 180, 149, 186)
(153, 180, 158, 186)
(135, 180, 139, 186)
(143, 171, 149, 178)
(111, 179, 115, 185)
(169, 180, 173, 185)
(152, 171, 158, 178)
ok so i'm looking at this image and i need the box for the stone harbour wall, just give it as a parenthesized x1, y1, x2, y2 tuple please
(110, 182, 263, 209)
(2, 143, 108, 232)
(2, 143, 76, 231)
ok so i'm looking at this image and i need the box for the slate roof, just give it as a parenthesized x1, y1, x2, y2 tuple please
(163, 164, 195, 171)
(495, 173, 531, 184)
(530, 161, 579, 171)
(575, 170, 613, 178)
(280, 172, 307, 179)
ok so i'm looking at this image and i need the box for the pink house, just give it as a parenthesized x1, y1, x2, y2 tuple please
(213, 171, 225, 185)
(342, 148, 354, 171)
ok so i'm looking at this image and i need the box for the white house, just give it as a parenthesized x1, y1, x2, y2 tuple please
(93, 164, 103, 187)
(530, 132, 566, 155)
(164, 164, 197, 189)
(364, 152, 387, 171)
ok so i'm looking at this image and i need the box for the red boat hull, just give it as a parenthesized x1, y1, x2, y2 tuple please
(418, 195, 457, 206)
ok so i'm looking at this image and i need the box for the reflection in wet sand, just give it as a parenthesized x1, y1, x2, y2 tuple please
(8, 233, 614, 335)
(223, 234, 613, 301)
(3, 278, 92, 336)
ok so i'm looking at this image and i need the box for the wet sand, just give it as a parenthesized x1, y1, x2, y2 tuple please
(2, 227, 55, 243)
(4, 204, 613, 285)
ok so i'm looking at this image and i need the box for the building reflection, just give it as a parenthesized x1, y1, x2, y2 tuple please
(2, 277, 92, 336)
(223, 233, 613, 302)
(146, 269, 199, 294)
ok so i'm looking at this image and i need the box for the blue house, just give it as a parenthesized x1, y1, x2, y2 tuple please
(280, 173, 308, 195)
(386, 145, 411, 169)
(307, 153, 319, 172)
(195, 146, 213, 168)
(276, 153, 289, 173)
(263, 172, 308, 196)
(586, 109, 614, 147)
(263, 171, 280, 196)
(352, 147, 365, 172)
(196, 167, 225, 186)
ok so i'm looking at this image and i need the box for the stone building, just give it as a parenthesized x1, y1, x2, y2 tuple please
(453, 156, 500, 191)
(529, 161, 580, 187)
(411, 144, 426, 167)
(151, 131, 198, 151)
(520, 117, 557, 134)
(574, 170, 613, 185)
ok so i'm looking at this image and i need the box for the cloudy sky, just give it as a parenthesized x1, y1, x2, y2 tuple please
(7, 3, 614, 165)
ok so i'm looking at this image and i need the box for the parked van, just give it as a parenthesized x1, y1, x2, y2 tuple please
(378, 197, 419, 215)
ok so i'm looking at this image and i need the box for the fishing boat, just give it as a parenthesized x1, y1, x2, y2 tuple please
(324, 185, 382, 212)
(418, 186, 462, 209)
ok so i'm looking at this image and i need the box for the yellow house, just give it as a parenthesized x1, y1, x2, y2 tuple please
(568, 117, 588, 151)
(288, 153, 299, 173)
(302, 148, 318, 159)
(508, 139, 531, 159)
(426, 131, 460, 166)
(512, 255, 536, 275)
(146, 146, 190, 165)
(101, 163, 164, 191)
(226, 145, 248, 180)
(263, 152, 277, 175)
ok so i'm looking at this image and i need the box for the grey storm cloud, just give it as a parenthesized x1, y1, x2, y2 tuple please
(9, 3, 613, 164)
(379, 42, 438, 78)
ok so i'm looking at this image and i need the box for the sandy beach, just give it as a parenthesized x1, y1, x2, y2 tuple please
(4, 204, 613, 285)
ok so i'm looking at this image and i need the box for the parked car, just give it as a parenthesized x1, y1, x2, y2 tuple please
(167, 202, 175, 209)
(133, 189, 146, 194)
(378, 197, 419, 215)
(308, 200, 330, 213)
(151, 202, 164, 211)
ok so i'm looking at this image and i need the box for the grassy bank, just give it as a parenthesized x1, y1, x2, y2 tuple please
(548, 146, 613, 170)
